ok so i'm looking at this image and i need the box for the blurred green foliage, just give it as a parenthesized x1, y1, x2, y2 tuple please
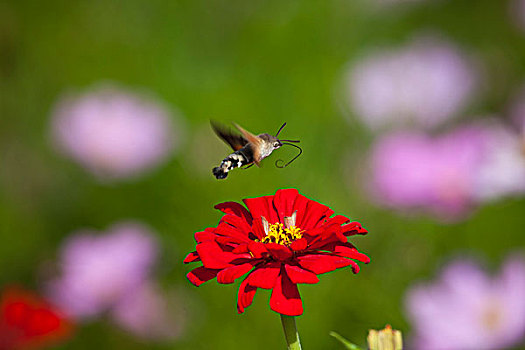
(1, 0, 525, 349)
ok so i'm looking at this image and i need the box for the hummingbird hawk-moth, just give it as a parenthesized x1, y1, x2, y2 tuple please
(211, 121, 302, 179)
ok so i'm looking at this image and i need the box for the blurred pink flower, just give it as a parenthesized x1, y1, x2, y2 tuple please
(510, 0, 525, 33)
(367, 121, 525, 221)
(473, 125, 525, 201)
(405, 255, 525, 350)
(46, 221, 158, 319)
(368, 127, 485, 220)
(51, 85, 181, 180)
(45, 221, 180, 340)
(373, 0, 428, 4)
(510, 85, 525, 136)
(346, 37, 476, 131)
(112, 283, 183, 341)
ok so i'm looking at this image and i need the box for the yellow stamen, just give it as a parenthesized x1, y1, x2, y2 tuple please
(261, 223, 303, 246)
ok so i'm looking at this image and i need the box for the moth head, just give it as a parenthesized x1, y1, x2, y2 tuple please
(259, 134, 283, 149)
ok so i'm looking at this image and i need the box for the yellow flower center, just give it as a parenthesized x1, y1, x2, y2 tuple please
(261, 223, 303, 246)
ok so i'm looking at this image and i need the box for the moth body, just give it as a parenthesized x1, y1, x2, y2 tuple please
(212, 144, 255, 179)
(210, 122, 300, 180)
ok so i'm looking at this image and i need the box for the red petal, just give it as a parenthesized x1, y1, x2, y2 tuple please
(300, 200, 334, 230)
(183, 251, 200, 263)
(334, 257, 353, 269)
(251, 218, 267, 240)
(297, 254, 351, 274)
(265, 243, 293, 261)
(215, 201, 253, 225)
(342, 222, 368, 236)
(220, 214, 253, 235)
(292, 195, 310, 229)
(269, 270, 303, 316)
(323, 215, 350, 227)
(305, 231, 340, 250)
(290, 238, 307, 251)
(348, 260, 360, 273)
(243, 196, 271, 222)
(0, 288, 72, 350)
(197, 241, 250, 269)
(217, 263, 254, 284)
(246, 263, 281, 289)
(232, 244, 249, 254)
(248, 241, 268, 258)
(26, 309, 62, 336)
(186, 266, 220, 286)
(194, 230, 216, 243)
(334, 245, 370, 263)
(215, 236, 245, 246)
(237, 279, 257, 314)
(285, 264, 319, 284)
(273, 189, 299, 222)
(214, 222, 251, 242)
(243, 195, 279, 224)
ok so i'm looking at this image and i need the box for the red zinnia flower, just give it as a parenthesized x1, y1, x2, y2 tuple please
(0, 287, 72, 350)
(184, 189, 369, 316)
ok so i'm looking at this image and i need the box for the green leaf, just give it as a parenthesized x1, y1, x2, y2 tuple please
(329, 331, 364, 350)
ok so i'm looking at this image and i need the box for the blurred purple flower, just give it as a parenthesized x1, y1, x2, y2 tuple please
(46, 221, 180, 340)
(46, 221, 158, 319)
(510, 85, 525, 136)
(112, 283, 183, 341)
(473, 125, 525, 201)
(373, 0, 427, 4)
(51, 85, 182, 180)
(510, 0, 525, 33)
(405, 255, 525, 350)
(367, 121, 525, 221)
(346, 37, 476, 131)
(368, 127, 486, 220)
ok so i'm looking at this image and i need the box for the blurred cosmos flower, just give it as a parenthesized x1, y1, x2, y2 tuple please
(510, 85, 525, 137)
(45, 221, 179, 341)
(184, 188, 369, 316)
(51, 84, 182, 181)
(510, 0, 525, 32)
(372, 0, 427, 5)
(111, 283, 183, 341)
(0, 287, 72, 349)
(345, 37, 476, 131)
(472, 125, 525, 201)
(367, 121, 525, 221)
(405, 255, 525, 350)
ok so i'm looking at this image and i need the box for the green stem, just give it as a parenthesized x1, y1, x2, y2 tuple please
(280, 314, 302, 350)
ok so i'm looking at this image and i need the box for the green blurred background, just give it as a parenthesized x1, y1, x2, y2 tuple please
(1, 0, 525, 349)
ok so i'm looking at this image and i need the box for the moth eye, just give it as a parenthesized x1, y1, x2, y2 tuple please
(274, 142, 280, 147)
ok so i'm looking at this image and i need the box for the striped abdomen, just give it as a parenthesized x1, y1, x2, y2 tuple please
(212, 145, 254, 179)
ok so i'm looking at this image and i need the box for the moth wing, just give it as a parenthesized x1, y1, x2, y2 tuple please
(211, 121, 248, 151)
(233, 123, 263, 166)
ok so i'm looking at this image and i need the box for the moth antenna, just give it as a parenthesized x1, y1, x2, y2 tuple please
(279, 139, 300, 143)
(275, 122, 287, 137)
(275, 142, 303, 168)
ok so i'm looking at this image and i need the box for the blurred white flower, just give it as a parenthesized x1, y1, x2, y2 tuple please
(51, 84, 183, 180)
(473, 125, 525, 201)
(345, 36, 476, 131)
